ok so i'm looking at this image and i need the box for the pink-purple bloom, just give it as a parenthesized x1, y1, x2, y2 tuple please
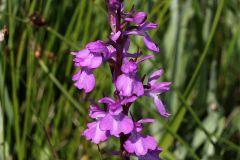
(71, 0, 171, 159)
(124, 119, 157, 156)
(115, 60, 144, 97)
(72, 67, 95, 93)
(82, 98, 134, 142)
(145, 69, 172, 117)
(124, 22, 160, 52)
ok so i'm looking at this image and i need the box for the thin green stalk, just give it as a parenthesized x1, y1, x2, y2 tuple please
(82, 1, 93, 45)
(31, 109, 59, 160)
(97, 145, 103, 160)
(46, 26, 80, 50)
(160, 0, 225, 150)
(174, 87, 215, 145)
(38, 59, 85, 114)
(21, 30, 35, 159)
(7, 0, 22, 159)
(19, 2, 37, 158)
(218, 137, 240, 153)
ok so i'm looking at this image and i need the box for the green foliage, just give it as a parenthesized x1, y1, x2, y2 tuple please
(0, 0, 240, 159)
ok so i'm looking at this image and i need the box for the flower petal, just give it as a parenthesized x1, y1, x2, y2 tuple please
(89, 104, 106, 119)
(140, 22, 158, 31)
(150, 82, 172, 94)
(124, 133, 157, 156)
(82, 121, 110, 144)
(133, 12, 147, 24)
(121, 61, 138, 74)
(78, 52, 102, 69)
(152, 95, 170, 117)
(148, 69, 164, 86)
(137, 118, 155, 124)
(143, 34, 160, 52)
(115, 74, 133, 97)
(132, 79, 144, 97)
(72, 68, 95, 93)
(86, 40, 107, 53)
(98, 97, 115, 105)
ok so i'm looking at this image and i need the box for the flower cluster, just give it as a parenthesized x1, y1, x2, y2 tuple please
(71, 0, 171, 159)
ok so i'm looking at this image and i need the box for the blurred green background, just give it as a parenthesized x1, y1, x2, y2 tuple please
(0, 0, 240, 159)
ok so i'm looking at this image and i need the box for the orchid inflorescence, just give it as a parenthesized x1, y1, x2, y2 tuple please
(70, 0, 171, 159)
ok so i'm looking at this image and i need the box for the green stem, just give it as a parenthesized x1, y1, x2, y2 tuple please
(7, 0, 22, 159)
(174, 87, 215, 145)
(46, 26, 80, 50)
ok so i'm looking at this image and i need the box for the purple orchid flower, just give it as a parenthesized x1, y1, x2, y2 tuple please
(115, 60, 144, 97)
(72, 67, 95, 93)
(82, 104, 110, 144)
(145, 69, 171, 117)
(115, 55, 155, 97)
(71, 40, 108, 69)
(123, 119, 158, 156)
(82, 121, 110, 144)
(98, 97, 134, 136)
(83, 98, 134, 142)
(124, 22, 160, 52)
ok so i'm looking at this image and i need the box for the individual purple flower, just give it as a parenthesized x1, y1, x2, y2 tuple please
(124, 22, 159, 52)
(71, 40, 108, 69)
(82, 121, 110, 144)
(82, 104, 109, 144)
(72, 67, 95, 93)
(98, 97, 134, 136)
(123, 119, 157, 156)
(138, 148, 162, 160)
(115, 60, 144, 97)
(145, 69, 171, 117)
